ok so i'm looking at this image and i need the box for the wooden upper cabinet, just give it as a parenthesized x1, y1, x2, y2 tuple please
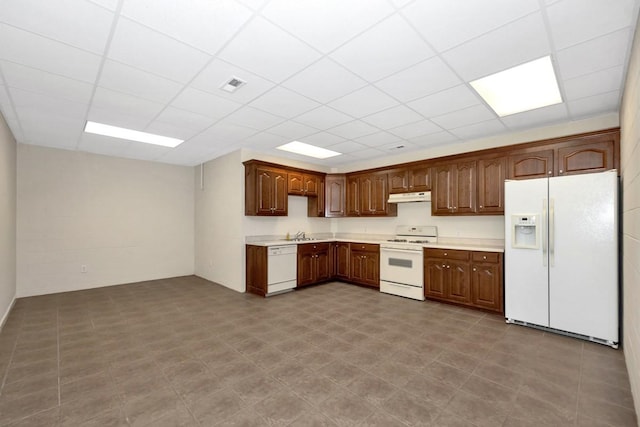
(507, 149, 554, 180)
(325, 174, 346, 217)
(432, 162, 476, 215)
(346, 172, 396, 217)
(245, 162, 288, 216)
(346, 175, 361, 216)
(477, 157, 506, 214)
(557, 140, 614, 176)
(288, 172, 319, 196)
(388, 165, 431, 194)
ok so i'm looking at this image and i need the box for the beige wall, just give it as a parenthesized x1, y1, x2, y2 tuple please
(0, 114, 16, 327)
(16, 145, 194, 297)
(620, 20, 640, 417)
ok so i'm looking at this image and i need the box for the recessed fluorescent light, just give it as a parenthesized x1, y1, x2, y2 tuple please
(84, 121, 184, 148)
(470, 56, 562, 117)
(276, 141, 342, 159)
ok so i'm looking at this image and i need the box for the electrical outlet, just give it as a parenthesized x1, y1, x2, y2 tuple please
(81, 265, 87, 273)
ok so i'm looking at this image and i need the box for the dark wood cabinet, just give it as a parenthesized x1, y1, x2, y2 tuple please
(388, 166, 431, 194)
(346, 172, 396, 217)
(557, 140, 614, 176)
(246, 245, 268, 296)
(425, 248, 503, 313)
(289, 172, 320, 196)
(297, 243, 332, 287)
(432, 161, 477, 215)
(470, 252, 503, 313)
(244, 162, 288, 216)
(477, 157, 506, 214)
(349, 243, 380, 288)
(307, 176, 325, 217)
(325, 174, 346, 217)
(507, 149, 554, 180)
(334, 242, 350, 280)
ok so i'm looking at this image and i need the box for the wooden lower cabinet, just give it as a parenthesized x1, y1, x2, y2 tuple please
(349, 244, 380, 288)
(297, 243, 332, 287)
(424, 248, 503, 313)
(334, 242, 350, 280)
(246, 245, 268, 297)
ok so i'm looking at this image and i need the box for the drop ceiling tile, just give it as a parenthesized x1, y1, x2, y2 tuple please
(448, 119, 507, 140)
(546, 0, 637, 49)
(500, 103, 569, 130)
(241, 132, 289, 150)
(98, 60, 183, 104)
(293, 106, 353, 129)
(361, 105, 423, 129)
(567, 91, 620, 119)
(171, 87, 242, 119)
(556, 29, 631, 79)
(225, 106, 286, 130)
(281, 58, 368, 103)
(390, 0, 413, 7)
(87, 105, 155, 131)
(329, 86, 399, 118)
(92, 87, 165, 123)
(300, 132, 346, 147)
(378, 140, 419, 153)
(0, 85, 16, 121)
(563, 66, 624, 101)
(327, 120, 379, 139)
(122, 0, 252, 54)
(87, 0, 118, 11)
(217, 17, 322, 82)
(354, 131, 402, 148)
(197, 119, 259, 143)
(266, 121, 319, 139)
(145, 107, 214, 139)
(408, 85, 480, 118)
(122, 142, 172, 162)
(77, 133, 130, 157)
(2, 0, 114, 53)
(108, 18, 212, 83)
(236, 0, 268, 10)
(409, 131, 459, 147)
(442, 12, 550, 82)
(1, 61, 93, 105)
(325, 140, 371, 154)
(0, 25, 102, 83)
(249, 86, 320, 119)
(19, 112, 83, 149)
(11, 88, 87, 119)
(430, 104, 496, 129)
(346, 147, 386, 159)
(191, 59, 276, 103)
(404, 0, 539, 52)
(331, 15, 434, 82)
(375, 57, 461, 102)
(388, 120, 442, 139)
(261, 0, 395, 53)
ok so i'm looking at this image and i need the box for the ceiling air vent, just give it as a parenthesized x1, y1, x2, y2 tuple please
(388, 145, 405, 151)
(220, 76, 246, 93)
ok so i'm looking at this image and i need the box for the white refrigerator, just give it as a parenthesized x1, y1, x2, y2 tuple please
(504, 170, 618, 347)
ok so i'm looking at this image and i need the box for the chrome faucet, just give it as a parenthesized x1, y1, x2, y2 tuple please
(294, 231, 305, 240)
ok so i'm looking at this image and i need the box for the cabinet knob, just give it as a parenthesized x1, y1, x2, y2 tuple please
(443, 252, 447, 256)
(473, 267, 477, 271)
(548, 171, 552, 175)
(446, 265, 450, 269)
(483, 256, 487, 260)
(442, 264, 446, 267)
(559, 169, 563, 174)
(479, 205, 483, 208)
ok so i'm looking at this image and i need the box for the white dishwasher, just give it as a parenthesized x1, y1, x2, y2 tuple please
(267, 245, 297, 296)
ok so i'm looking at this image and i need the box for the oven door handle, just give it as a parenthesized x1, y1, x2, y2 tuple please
(380, 247, 423, 253)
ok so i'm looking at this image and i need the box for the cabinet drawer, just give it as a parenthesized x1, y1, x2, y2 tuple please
(471, 252, 500, 263)
(299, 242, 331, 252)
(424, 248, 469, 260)
(351, 243, 379, 252)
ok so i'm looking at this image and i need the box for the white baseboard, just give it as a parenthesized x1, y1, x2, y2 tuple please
(0, 296, 16, 333)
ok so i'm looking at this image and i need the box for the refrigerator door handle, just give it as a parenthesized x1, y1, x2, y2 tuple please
(542, 199, 547, 267)
(549, 198, 555, 266)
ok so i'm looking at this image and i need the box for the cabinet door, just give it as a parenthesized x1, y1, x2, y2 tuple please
(408, 166, 431, 191)
(303, 174, 319, 196)
(334, 243, 350, 279)
(362, 251, 379, 288)
(325, 175, 346, 217)
(350, 251, 365, 283)
(359, 175, 374, 214)
(557, 140, 614, 176)
(471, 262, 502, 312)
(424, 259, 446, 298)
(256, 169, 275, 215)
(288, 172, 304, 195)
(507, 150, 554, 180)
(388, 170, 409, 194)
(246, 245, 267, 296)
(297, 247, 315, 287)
(453, 161, 477, 214)
(477, 157, 505, 214)
(369, 173, 389, 215)
(432, 165, 453, 215)
(346, 176, 361, 216)
(316, 247, 332, 282)
(447, 261, 471, 303)
(273, 172, 288, 215)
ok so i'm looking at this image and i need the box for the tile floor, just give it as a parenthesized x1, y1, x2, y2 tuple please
(0, 276, 636, 426)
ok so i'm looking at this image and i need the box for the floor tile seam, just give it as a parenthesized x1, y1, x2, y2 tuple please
(0, 331, 19, 397)
(157, 363, 212, 427)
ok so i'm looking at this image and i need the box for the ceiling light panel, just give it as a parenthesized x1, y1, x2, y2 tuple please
(470, 56, 563, 117)
(84, 121, 184, 147)
(277, 141, 342, 159)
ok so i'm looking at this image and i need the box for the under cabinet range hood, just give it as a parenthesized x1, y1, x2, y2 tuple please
(387, 191, 431, 203)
